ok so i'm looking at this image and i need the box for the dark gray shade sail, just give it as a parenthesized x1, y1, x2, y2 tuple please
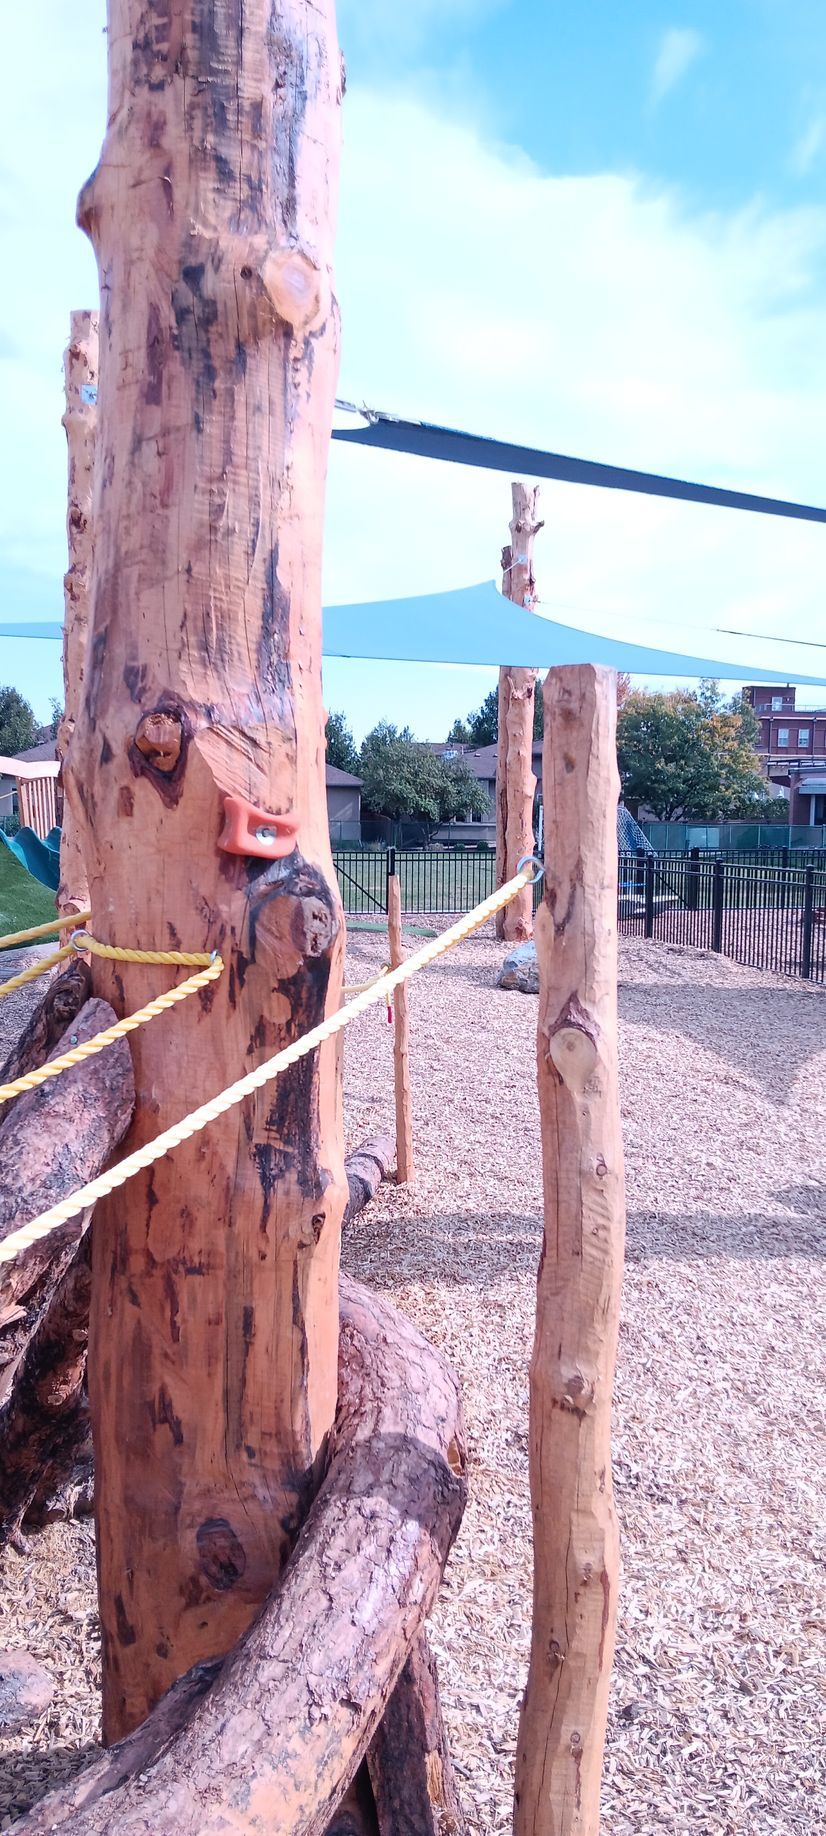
(332, 409, 826, 525)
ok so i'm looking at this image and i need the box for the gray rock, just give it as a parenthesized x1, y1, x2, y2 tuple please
(0, 1649, 54, 1731)
(497, 940, 539, 994)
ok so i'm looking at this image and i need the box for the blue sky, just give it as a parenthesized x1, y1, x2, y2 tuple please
(1, 1, 825, 739)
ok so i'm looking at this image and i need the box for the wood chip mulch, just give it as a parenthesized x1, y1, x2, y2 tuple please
(1, 929, 824, 1833)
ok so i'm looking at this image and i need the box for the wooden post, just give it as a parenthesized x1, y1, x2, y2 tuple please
(514, 664, 625, 1836)
(387, 874, 414, 1182)
(58, 310, 98, 916)
(495, 483, 542, 942)
(69, 0, 347, 1741)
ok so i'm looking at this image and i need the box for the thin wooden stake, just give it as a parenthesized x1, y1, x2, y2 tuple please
(495, 482, 542, 943)
(58, 310, 98, 917)
(387, 875, 415, 1183)
(514, 663, 625, 1836)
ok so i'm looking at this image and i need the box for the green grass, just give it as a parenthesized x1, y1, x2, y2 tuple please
(0, 847, 57, 942)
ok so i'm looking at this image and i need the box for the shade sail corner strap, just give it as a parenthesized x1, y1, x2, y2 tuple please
(332, 408, 826, 526)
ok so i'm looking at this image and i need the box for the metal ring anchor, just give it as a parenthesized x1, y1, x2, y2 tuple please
(70, 930, 91, 954)
(517, 853, 545, 887)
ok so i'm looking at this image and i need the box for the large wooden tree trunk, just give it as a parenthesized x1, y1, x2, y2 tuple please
(69, 0, 347, 1742)
(513, 664, 624, 1836)
(58, 309, 98, 916)
(495, 485, 542, 943)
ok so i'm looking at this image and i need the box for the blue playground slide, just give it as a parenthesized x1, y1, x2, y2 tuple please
(0, 824, 61, 894)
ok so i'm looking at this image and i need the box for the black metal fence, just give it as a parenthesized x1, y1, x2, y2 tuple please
(619, 853, 826, 982)
(334, 846, 826, 983)
(333, 847, 498, 915)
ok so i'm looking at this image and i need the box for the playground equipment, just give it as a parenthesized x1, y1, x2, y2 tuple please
(0, 6, 625, 1834)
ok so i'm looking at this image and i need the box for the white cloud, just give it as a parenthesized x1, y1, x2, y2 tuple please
(650, 27, 704, 108)
(322, 88, 826, 733)
(791, 115, 826, 176)
(1, 15, 825, 736)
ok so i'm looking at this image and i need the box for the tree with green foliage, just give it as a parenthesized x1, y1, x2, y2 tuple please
(0, 686, 36, 758)
(324, 709, 360, 775)
(617, 681, 768, 821)
(360, 721, 488, 839)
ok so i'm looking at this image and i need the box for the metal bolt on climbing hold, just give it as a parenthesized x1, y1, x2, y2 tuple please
(255, 825, 276, 844)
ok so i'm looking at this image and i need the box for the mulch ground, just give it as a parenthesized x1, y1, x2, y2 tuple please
(1, 931, 824, 1833)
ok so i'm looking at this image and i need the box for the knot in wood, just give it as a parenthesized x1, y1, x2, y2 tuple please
(562, 1370, 596, 1413)
(134, 711, 183, 773)
(546, 994, 600, 1092)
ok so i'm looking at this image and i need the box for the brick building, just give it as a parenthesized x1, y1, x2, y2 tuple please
(744, 685, 826, 824)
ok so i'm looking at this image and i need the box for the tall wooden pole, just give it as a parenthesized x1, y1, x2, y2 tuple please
(514, 664, 625, 1836)
(69, 0, 347, 1741)
(387, 874, 415, 1183)
(495, 483, 542, 942)
(58, 309, 98, 916)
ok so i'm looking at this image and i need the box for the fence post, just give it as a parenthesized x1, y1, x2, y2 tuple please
(711, 860, 724, 953)
(643, 856, 655, 939)
(386, 846, 396, 913)
(801, 866, 814, 980)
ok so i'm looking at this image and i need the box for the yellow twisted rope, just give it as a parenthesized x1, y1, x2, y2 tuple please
(78, 935, 218, 969)
(342, 964, 390, 997)
(0, 910, 93, 1002)
(0, 942, 78, 999)
(0, 912, 92, 949)
(0, 921, 222, 1106)
(0, 956, 224, 1106)
(0, 864, 535, 1270)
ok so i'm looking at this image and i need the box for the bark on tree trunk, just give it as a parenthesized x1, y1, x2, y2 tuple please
(513, 664, 625, 1836)
(387, 876, 414, 1183)
(69, 0, 346, 1741)
(0, 960, 91, 1106)
(11, 1276, 467, 1836)
(367, 1630, 467, 1836)
(58, 310, 98, 916)
(0, 1239, 91, 1547)
(0, 1000, 134, 1316)
(494, 485, 542, 944)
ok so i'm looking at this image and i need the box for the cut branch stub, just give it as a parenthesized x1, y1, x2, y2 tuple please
(11, 1276, 467, 1836)
(133, 711, 184, 774)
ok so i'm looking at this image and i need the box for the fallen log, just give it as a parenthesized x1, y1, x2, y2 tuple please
(0, 998, 134, 1315)
(0, 1239, 92, 1547)
(12, 1275, 467, 1836)
(0, 960, 91, 1096)
(344, 1136, 395, 1223)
